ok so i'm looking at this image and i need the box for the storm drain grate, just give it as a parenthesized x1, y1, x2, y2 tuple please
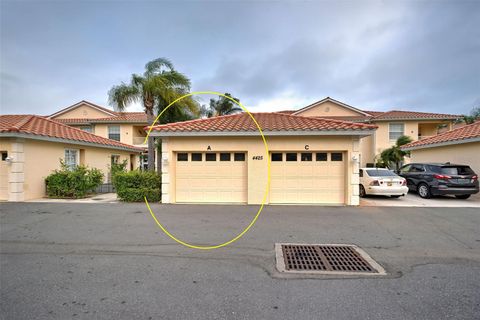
(275, 243, 386, 275)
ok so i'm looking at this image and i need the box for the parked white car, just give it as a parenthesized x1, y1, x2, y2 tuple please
(359, 168, 408, 198)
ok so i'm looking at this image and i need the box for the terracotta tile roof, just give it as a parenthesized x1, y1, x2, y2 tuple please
(275, 110, 296, 115)
(371, 110, 460, 121)
(55, 112, 149, 124)
(149, 112, 377, 134)
(0, 115, 143, 152)
(362, 110, 385, 117)
(401, 121, 480, 150)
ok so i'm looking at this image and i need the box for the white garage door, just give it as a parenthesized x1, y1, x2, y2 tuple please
(270, 151, 346, 204)
(175, 152, 247, 203)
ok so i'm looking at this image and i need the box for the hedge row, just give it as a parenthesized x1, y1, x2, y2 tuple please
(45, 162, 104, 198)
(113, 170, 161, 202)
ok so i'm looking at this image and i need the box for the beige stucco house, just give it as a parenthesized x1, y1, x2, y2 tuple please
(279, 97, 460, 167)
(147, 97, 461, 206)
(48, 100, 149, 169)
(150, 112, 377, 206)
(0, 115, 142, 201)
(401, 121, 480, 174)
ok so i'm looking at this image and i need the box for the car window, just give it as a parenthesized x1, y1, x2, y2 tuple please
(366, 169, 397, 177)
(400, 165, 411, 173)
(410, 164, 424, 172)
(441, 166, 474, 175)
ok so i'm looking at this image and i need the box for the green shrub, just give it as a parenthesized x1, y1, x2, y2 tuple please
(113, 170, 161, 202)
(45, 161, 104, 198)
(110, 159, 128, 184)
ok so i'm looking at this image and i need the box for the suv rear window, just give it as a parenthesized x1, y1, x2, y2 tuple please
(428, 165, 474, 175)
(442, 166, 474, 175)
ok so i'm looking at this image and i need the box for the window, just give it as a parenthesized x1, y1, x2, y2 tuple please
(438, 166, 474, 175)
(366, 169, 397, 177)
(177, 153, 188, 161)
(286, 153, 297, 161)
(206, 153, 216, 161)
(389, 123, 404, 141)
(331, 153, 343, 161)
(192, 153, 202, 161)
(271, 153, 283, 161)
(108, 125, 121, 141)
(400, 164, 411, 174)
(64, 149, 78, 170)
(234, 153, 245, 161)
(410, 164, 424, 172)
(301, 153, 312, 161)
(111, 155, 120, 165)
(220, 153, 231, 161)
(80, 126, 93, 133)
(316, 153, 327, 161)
(1, 151, 7, 161)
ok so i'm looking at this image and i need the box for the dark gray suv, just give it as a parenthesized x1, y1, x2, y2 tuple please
(398, 163, 479, 199)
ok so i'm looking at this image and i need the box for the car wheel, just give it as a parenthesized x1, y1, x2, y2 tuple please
(417, 183, 432, 199)
(359, 185, 366, 198)
(390, 195, 401, 198)
(455, 194, 471, 199)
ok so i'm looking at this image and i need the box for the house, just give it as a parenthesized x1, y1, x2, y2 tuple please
(48, 100, 149, 169)
(149, 112, 377, 205)
(277, 97, 460, 167)
(401, 121, 480, 174)
(0, 115, 142, 201)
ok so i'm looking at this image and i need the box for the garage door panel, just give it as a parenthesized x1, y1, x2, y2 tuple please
(175, 152, 247, 203)
(270, 152, 345, 204)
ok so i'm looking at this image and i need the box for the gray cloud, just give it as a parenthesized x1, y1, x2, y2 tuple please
(1, 1, 479, 115)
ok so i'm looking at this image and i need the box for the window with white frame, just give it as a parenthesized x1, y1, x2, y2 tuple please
(389, 123, 404, 141)
(111, 154, 120, 165)
(79, 126, 93, 133)
(64, 149, 78, 170)
(108, 125, 121, 141)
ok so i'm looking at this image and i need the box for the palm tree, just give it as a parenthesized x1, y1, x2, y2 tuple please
(201, 93, 242, 118)
(108, 58, 196, 171)
(377, 135, 413, 170)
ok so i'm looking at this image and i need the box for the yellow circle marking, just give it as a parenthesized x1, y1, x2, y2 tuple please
(143, 91, 271, 250)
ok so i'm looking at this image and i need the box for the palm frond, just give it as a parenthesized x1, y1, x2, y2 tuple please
(144, 58, 174, 77)
(108, 83, 140, 111)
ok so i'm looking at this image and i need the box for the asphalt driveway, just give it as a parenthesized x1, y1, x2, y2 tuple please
(1, 203, 479, 319)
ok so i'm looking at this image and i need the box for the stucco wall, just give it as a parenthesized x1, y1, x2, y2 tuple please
(0, 138, 138, 201)
(409, 142, 480, 174)
(161, 135, 361, 205)
(296, 101, 363, 117)
(52, 104, 113, 119)
(0, 139, 13, 200)
(91, 124, 144, 146)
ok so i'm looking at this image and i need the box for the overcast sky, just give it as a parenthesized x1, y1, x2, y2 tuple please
(1, 0, 479, 115)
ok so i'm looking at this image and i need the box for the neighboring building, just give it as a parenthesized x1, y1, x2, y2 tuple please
(149, 112, 377, 205)
(48, 100, 149, 169)
(278, 97, 460, 167)
(401, 121, 480, 174)
(0, 115, 142, 201)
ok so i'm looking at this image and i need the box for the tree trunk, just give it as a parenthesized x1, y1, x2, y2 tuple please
(146, 112, 155, 171)
(156, 139, 162, 175)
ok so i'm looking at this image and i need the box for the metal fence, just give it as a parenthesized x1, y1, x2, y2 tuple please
(95, 183, 116, 193)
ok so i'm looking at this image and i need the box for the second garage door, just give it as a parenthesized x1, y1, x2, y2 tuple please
(270, 151, 346, 204)
(175, 152, 247, 203)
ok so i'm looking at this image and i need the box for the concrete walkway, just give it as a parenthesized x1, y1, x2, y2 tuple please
(26, 193, 119, 203)
(361, 192, 480, 207)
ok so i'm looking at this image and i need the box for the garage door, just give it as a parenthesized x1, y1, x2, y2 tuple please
(175, 152, 247, 203)
(270, 151, 346, 204)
